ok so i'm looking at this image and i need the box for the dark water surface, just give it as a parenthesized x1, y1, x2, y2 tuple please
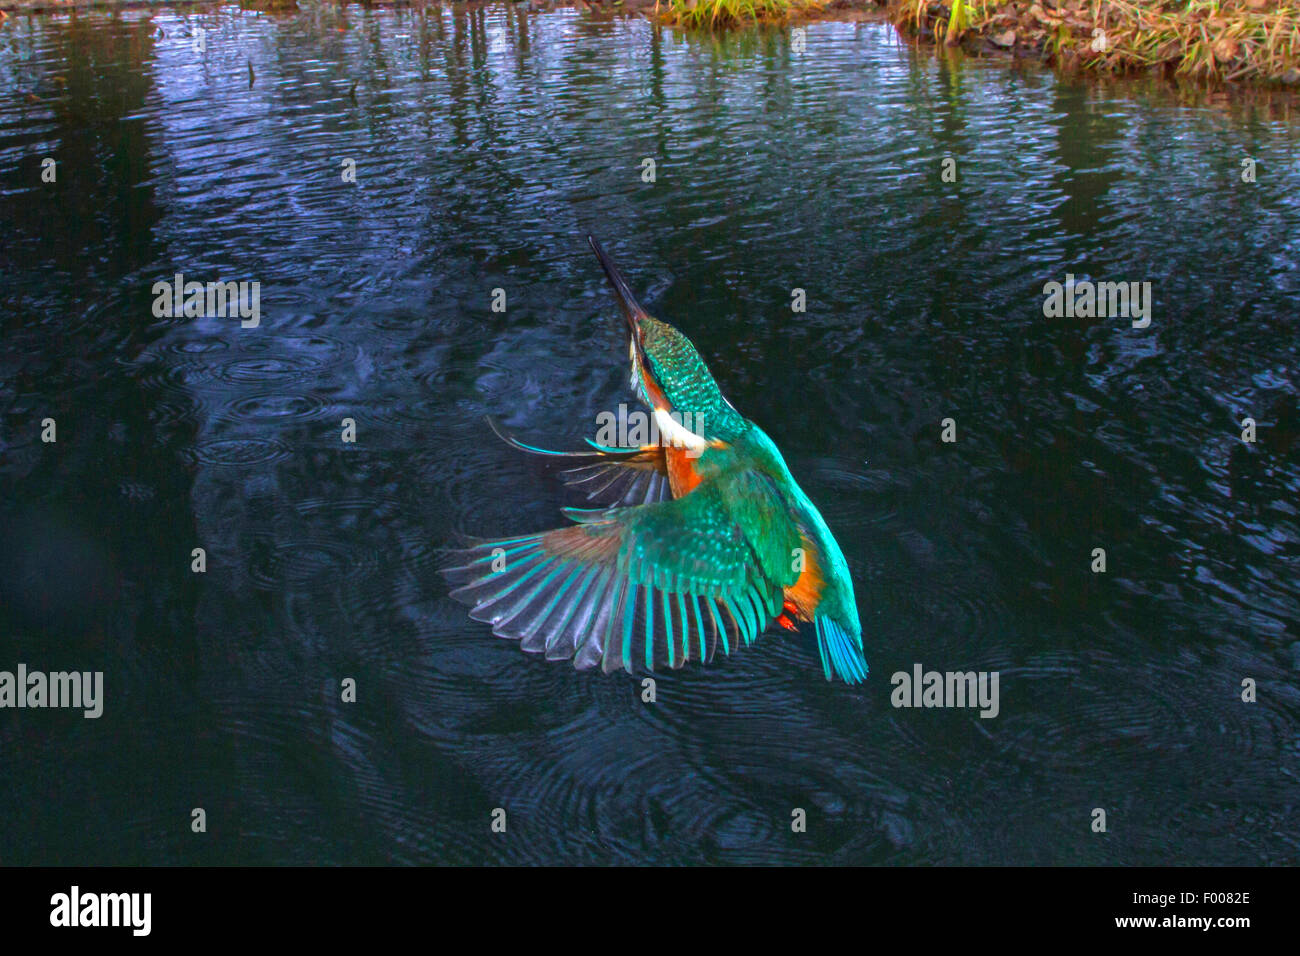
(1, 4, 1298, 865)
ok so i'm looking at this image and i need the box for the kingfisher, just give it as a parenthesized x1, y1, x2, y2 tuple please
(441, 237, 868, 683)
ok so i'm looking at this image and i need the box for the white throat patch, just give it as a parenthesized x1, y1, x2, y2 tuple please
(653, 406, 708, 452)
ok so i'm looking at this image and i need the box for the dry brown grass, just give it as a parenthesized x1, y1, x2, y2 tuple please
(887, 0, 1300, 83)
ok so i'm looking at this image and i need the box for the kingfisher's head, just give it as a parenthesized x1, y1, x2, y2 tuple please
(587, 235, 748, 445)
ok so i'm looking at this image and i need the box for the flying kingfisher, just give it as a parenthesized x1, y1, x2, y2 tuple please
(441, 237, 868, 683)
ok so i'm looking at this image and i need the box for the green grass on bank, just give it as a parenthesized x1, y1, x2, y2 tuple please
(655, 0, 827, 28)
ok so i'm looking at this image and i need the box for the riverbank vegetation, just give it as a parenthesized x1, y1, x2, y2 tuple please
(655, 0, 827, 28)
(2, 0, 1299, 86)
(651, 0, 1300, 86)
(887, 1, 1300, 84)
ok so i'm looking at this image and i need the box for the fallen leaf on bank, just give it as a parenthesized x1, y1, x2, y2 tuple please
(1029, 4, 1061, 24)
(1214, 37, 1239, 62)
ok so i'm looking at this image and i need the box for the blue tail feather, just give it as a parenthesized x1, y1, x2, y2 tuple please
(815, 616, 868, 684)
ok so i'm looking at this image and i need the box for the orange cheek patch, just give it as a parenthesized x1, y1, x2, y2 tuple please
(646, 376, 669, 409)
(638, 354, 671, 410)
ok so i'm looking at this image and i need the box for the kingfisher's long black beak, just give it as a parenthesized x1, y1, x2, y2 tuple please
(588, 235, 650, 339)
(589, 235, 672, 410)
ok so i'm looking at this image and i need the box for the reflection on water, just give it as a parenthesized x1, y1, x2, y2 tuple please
(0, 5, 1297, 865)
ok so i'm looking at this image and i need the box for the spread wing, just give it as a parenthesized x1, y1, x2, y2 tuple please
(557, 451, 670, 507)
(441, 476, 802, 674)
(487, 418, 671, 506)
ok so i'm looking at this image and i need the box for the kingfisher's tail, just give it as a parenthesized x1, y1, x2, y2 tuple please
(814, 616, 868, 684)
